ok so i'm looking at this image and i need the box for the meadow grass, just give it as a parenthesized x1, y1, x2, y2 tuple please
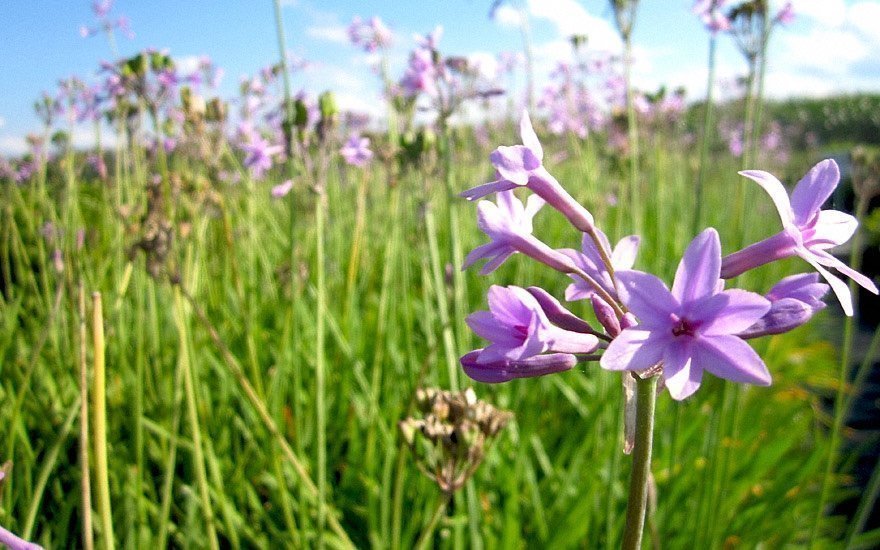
(0, 123, 863, 548)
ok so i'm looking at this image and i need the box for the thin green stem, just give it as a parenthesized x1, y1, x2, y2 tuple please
(693, 34, 718, 237)
(621, 375, 658, 550)
(315, 190, 328, 549)
(92, 292, 115, 550)
(414, 494, 451, 550)
(811, 195, 870, 547)
(173, 287, 219, 550)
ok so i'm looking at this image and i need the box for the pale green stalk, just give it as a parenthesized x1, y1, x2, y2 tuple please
(173, 287, 219, 550)
(810, 193, 870, 547)
(92, 292, 115, 550)
(78, 284, 95, 550)
(315, 189, 328, 549)
(621, 375, 658, 550)
(693, 34, 718, 236)
(414, 494, 451, 550)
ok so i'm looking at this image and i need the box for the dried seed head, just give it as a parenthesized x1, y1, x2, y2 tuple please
(399, 387, 512, 495)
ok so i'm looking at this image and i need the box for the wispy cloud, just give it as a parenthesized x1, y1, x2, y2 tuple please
(306, 24, 349, 44)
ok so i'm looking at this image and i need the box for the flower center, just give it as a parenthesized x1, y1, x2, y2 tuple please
(669, 313, 697, 337)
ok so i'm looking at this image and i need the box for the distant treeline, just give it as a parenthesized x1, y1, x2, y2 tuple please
(689, 93, 880, 147)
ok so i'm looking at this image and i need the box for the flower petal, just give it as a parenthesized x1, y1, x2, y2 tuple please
(479, 249, 515, 275)
(600, 328, 669, 372)
(809, 249, 878, 294)
(739, 169, 795, 227)
(616, 270, 679, 327)
(671, 228, 722, 305)
(692, 335, 771, 386)
(459, 179, 519, 201)
(519, 110, 543, 161)
(490, 145, 540, 185)
(808, 210, 858, 249)
(663, 340, 702, 400)
(466, 310, 520, 345)
(694, 289, 771, 336)
(802, 254, 854, 316)
(526, 286, 596, 334)
(790, 159, 839, 226)
(612, 235, 641, 270)
(461, 349, 575, 383)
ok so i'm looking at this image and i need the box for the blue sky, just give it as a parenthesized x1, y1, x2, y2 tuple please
(2, 0, 879, 154)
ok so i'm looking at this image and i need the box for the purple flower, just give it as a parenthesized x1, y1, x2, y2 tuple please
(561, 228, 640, 302)
(271, 179, 294, 199)
(775, 1, 795, 25)
(461, 350, 577, 383)
(601, 228, 772, 400)
(720, 159, 878, 316)
(242, 136, 282, 180)
(340, 134, 373, 167)
(348, 16, 393, 52)
(465, 285, 600, 365)
(0, 522, 43, 550)
(693, 0, 731, 34)
(738, 273, 829, 339)
(461, 111, 597, 233)
(463, 190, 578, 275)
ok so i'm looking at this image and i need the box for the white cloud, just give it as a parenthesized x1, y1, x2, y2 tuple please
(0, 127, 119, 156)
(791, 0, 847, 26)
(306, 24, 349, 44)
(763, 0, 880, 96)
(847, 2, 880, 40)
(174, 55, 203, 75)
(0, 116, 5, 129)
(526, 0, 621, 52)
(467, 51, 500, 81)
(0, 135, 27, 156)
(492, 5, 524, 28)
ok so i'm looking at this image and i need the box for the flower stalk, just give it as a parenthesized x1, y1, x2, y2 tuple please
(621, 374, 658, 550)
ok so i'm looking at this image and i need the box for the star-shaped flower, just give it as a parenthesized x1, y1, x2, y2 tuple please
(721, 159, 878, 316)
(601, 228, 772, 400)
(466, 285, 599, 365)
(461, 110, 596, 233)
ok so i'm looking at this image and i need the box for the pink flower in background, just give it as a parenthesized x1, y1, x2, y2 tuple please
(775, 1, 795, 25)
(348, 15, 393, 52)
(271, 180, 294, 199)
(242, 136, 282, 180)
(340, 134, 373, 167)
(693, 0, 731, 34)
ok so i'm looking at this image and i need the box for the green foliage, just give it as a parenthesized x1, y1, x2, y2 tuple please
(0, 124, 854, 548)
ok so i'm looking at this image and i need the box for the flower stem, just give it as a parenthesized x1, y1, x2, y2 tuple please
(810, 193, 870, 546)
(621, 375, 658, 550)
(92, 292, 115, 550)
(693, 33, 717, 237)
(414, 493, 451, 550)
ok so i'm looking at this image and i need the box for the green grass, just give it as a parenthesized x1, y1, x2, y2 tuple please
(0, 125, 857, 548)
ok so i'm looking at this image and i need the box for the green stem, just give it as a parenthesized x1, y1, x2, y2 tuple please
(78, 285, 95, 550)
(173, 287, 219, 550)
(414, 494, 451, 550)
(315, 190, 328, 549)
(92, 292, 115, 550)
(810, 195, 870, 547)
(693, 34, 718, 237)
(621, 375, 658, 550)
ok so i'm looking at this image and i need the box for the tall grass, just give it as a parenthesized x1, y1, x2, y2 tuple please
(0, 123, 859, 547)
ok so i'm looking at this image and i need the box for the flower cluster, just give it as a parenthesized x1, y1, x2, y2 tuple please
(459, 111, 875, 400)
(347, 15, 393, 53)
(79, 0, 134, 40)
